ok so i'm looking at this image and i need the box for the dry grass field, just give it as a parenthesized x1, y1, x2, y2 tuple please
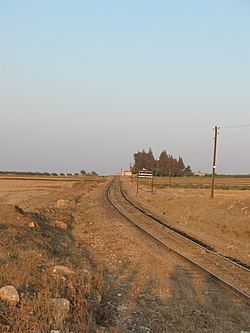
(134, 175, 250, 190)
(0, 176, 249, 332)
(122, 177, 250, 266)
(0, 176, 120, 332)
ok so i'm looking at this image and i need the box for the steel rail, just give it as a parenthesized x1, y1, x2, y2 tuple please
(120, 183, 250, 273)
(107, 177, 250, 305)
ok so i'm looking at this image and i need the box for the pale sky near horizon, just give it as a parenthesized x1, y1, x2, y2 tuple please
(1, 1, 250, 175)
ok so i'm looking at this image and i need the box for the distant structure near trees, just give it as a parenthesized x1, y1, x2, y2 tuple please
(132, 148, 193, 177)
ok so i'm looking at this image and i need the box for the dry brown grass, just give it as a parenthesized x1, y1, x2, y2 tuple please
(0, 199, 119, 332)
(132, 175, 250, 190)
(1, 177, 249, 332)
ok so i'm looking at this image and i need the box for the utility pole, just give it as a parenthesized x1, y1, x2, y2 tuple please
(136, 174, 139, 194)
(211, 126, 219, 199)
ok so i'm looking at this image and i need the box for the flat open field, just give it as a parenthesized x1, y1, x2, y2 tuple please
(0, 178, 75, 206)
(132, 175, 250, 190)
(0, 176, 249, 332)
(0, 175, 101, 207)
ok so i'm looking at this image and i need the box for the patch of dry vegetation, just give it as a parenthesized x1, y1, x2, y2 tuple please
(1, 177, 249, 332)
(0, 197, 120, 332)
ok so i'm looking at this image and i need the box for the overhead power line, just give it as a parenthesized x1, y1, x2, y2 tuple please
(221, 124, 250, 129)
(187, 138, 212, 159)
(182, 133, 211, 159)
(181, 123, 249, 182)
(221, 131, 250, 138)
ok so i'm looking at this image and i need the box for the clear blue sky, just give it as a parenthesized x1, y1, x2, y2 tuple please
(1, 0, 250, 174)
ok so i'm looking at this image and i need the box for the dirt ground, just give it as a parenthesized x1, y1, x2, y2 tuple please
(122, 177, 250, 267)
(0, 177, 249, 332)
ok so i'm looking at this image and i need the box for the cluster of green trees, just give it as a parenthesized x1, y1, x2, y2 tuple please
(133, 148, 192, 176)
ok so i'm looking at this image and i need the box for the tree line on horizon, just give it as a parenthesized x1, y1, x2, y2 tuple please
(132, 148, 193, 176)
(0, 170, 98, 176)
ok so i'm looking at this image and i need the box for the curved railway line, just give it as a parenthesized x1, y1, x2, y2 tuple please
(107, 176, 250, 305)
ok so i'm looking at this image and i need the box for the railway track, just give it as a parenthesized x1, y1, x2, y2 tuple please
(107, 176, 250, 304)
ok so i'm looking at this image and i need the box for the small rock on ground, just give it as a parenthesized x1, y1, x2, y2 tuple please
(52, 265, 74, 276)
(0, 285, 20, 306)
(51, 298, 70, 324)
(56, 199, 70, 209)
(53, 220, 68, 230)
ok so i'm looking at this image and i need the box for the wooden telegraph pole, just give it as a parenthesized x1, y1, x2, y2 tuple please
(151, 175, 154, 194)
(136, 174, 139, 194)
(211, 126, 218, 199)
